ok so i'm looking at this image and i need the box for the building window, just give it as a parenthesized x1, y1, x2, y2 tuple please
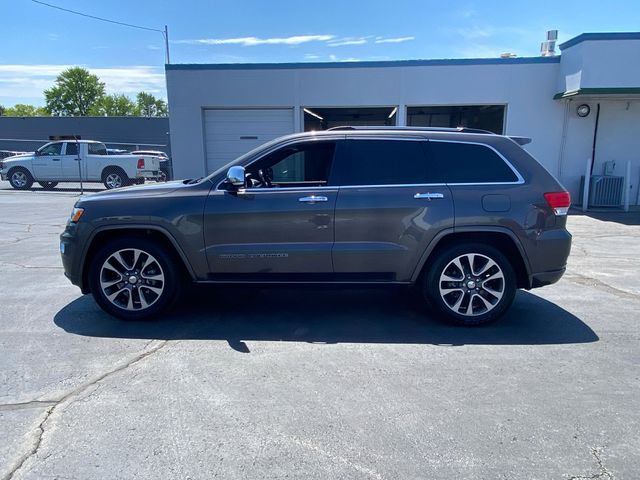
(407, 105, 505, 134)
(303, 107, 397, 131)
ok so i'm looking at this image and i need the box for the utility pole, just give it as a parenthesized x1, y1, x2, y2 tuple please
(164, 25, 170, 64)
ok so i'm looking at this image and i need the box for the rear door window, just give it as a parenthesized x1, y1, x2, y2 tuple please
(64, 142, 78, 156)
(88, 143, 108, 155)
(330, 139, 432, 186)
(427, 141, 519, 183)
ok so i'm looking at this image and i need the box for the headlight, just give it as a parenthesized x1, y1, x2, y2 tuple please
(69, 207, 84, 223)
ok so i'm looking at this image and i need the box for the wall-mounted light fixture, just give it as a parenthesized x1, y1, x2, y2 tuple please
(388, 107, 398, 119)
(577, 104, 591, 117)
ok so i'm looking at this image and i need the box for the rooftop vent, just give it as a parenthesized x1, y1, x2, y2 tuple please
(540, 30, 558, 56)
(500, 53, 517, 58)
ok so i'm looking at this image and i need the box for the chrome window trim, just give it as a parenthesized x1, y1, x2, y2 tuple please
(339, 183, 447, 189)
(238, 186, 338, 194)
(215, 134, 526, 191)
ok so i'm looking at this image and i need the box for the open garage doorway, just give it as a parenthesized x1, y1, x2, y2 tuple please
(407, 105, 505, 134)
(303, 106, 398, 131)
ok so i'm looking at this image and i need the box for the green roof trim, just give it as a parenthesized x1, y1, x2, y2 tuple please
(554, 87, 640, 99)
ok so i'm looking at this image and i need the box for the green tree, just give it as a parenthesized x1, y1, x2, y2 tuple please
(90, 94, 137, 116)
(44, 67, 105, 116)
(0, 105, 6, 116)
(136, 92, 168, 117)
(4, 104, 49, 116)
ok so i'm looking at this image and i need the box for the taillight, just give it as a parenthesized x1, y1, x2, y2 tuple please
(544, 191, 571, 216)
(137, 158, 145, 169)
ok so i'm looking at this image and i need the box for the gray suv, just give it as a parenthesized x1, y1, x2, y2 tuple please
(60, 127, 572, 325)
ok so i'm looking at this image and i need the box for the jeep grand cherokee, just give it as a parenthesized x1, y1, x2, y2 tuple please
(60, 127, 572, 325)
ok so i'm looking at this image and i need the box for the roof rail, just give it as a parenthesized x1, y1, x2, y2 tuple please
(326, 126, 496, 135)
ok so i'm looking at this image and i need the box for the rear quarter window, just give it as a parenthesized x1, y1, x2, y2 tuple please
(428, 141, 519, 184)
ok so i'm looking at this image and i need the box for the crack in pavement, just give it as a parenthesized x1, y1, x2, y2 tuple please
(0, 260, 62, 270)
(1, 340, 169, 480)
(567, 447, 614, 479)
(0, 401, 57, 412)
(563, 273, 639, 301)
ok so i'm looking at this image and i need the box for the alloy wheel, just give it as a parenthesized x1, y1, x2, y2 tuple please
(11, 171, 28, 188)
(438, 253, 505, 317)
(105, 173, 123, 189)
(99, 248, 165, 311)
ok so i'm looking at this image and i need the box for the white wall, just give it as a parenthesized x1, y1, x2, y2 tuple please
(558, 99, 640, 203)
(167, 61, 563, 179)
(559, 39, 640, 92)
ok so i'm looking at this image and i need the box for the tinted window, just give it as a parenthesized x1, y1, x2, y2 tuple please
(39, 143, 62, 156)
(88, 143, 107, 155)
(249, 141, 335, 186)
(332, 139, 430, 186)
(65, 143, 78, 156)
(407, 105, 505, 134)
(428, 141, 518, 183)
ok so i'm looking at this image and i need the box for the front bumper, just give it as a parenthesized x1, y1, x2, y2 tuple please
(0, 171, 7, 181)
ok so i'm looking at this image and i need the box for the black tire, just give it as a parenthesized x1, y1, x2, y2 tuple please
(424, 243, 516, 326)
(8, 167, 34, 190)
(38, 181, 58, 190)
(102, 167, 129, 189)
(88, 237, 182, 320)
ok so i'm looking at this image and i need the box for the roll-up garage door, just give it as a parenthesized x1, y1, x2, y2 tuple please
(203, 108, 295, 173)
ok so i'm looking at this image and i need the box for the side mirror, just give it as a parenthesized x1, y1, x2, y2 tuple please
(226, 166, 245, 187)
(33, 149, 40, 156)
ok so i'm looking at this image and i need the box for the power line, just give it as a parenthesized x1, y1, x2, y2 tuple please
(30, 0, 170, 62)
(31, 0, 162, 33)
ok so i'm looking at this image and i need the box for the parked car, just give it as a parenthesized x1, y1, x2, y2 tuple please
(131, 150, 171, 181)
(0, 140, 163, 190)
(60, 127, 571, 325)
(106, 148, 130, 155)
(0, 150, 29, 160)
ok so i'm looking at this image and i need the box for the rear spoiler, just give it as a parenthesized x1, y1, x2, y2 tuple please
(509, 136, 532, 146)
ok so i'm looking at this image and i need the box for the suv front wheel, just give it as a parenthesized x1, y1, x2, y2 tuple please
(88, 237, 181, 320)
(425, 243, 516, 326)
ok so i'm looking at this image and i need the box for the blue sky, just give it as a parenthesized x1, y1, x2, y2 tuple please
(2, 0, 639, 106)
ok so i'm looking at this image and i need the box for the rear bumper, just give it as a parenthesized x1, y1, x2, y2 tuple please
(531, 267, 566, 288)
(527, 228, 571, 288)
(136, 170, 161, 179)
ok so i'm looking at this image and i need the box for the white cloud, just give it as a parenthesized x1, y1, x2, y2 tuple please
(374, 36, 415, 44)
(0, 65, 166, 106)
(176, 35, 334, 46)
(327, 37, 369, 47)
(328, 55, 361, 62)
(303, 54, 321, 60)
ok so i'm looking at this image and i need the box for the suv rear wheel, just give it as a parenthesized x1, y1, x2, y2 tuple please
(88, 237, 181, 320)
(425, 243, 516, 326)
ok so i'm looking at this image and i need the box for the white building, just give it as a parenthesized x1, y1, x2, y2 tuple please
(166, 32, 640, 205)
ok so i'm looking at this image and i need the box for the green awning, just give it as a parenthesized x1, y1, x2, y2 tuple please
(554, 87, 640, 99)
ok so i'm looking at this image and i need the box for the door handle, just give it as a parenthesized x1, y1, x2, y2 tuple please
(52, 158, 61, 162)
(414, 192, 444, 200)
(299, 196, 328, 203)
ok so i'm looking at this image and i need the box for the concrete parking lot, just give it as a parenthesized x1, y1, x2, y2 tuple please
(0, 181, 638, 479)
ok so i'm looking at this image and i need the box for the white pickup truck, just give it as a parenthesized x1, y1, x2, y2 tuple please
(0, 140, 162, 190)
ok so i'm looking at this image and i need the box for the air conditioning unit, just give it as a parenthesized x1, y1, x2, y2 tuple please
(579, 175, 624, 207)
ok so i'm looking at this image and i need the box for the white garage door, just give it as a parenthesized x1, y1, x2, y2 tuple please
(204, 108, 295, 173)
